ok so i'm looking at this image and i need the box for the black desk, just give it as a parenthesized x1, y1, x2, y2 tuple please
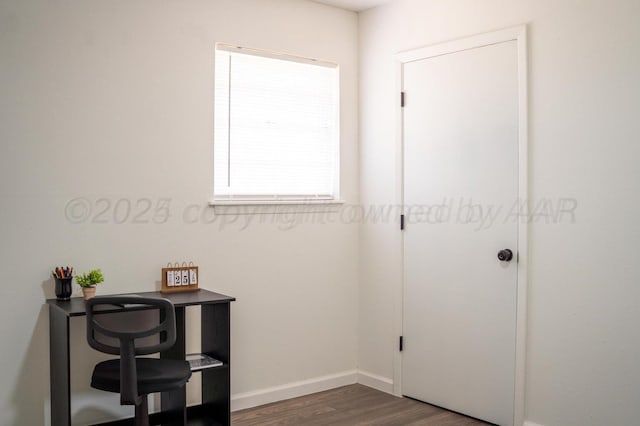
(47, 290, 235, 426)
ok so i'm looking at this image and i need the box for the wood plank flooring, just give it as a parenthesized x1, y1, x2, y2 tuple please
(232, 384, 491, 426)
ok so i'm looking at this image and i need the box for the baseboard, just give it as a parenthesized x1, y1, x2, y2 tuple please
(523, 421, 545, 426)
(356, 370, 394, 394)
(231, 369, 395, 412)
(231, 370, 358, 412)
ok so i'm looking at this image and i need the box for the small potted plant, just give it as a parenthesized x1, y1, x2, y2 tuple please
(76, 269, 104, 299)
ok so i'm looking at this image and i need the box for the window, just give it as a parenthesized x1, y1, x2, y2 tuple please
(213, 44, 340, 203)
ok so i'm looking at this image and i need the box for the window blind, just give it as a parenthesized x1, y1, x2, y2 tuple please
(214, 46, 339, 200)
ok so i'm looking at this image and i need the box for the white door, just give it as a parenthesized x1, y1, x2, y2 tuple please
(402, 40, 519, 426)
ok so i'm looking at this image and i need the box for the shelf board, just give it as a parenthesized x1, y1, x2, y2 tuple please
(92, 403, 227, 426)
(187, 417, 223, 426)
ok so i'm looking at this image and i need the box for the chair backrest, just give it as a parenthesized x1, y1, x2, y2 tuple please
(86, 296, 177, 356)
(86, 296, 177, 404)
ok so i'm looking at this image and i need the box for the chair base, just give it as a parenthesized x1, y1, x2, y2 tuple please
(135, 395, 149, 426)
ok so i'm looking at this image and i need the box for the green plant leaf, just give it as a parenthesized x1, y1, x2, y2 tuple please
(76, 269, 104, 287)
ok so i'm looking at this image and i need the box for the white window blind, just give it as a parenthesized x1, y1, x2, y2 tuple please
(214, 45, 339, 201)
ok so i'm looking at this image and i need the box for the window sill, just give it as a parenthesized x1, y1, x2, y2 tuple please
(209, 198, 345, 206)
(208, 199, 346, 215)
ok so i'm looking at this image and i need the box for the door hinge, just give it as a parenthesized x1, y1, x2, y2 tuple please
(399, 336, 404, 352)
(401, 91, 406, 107)
(400, 214, 405, 230)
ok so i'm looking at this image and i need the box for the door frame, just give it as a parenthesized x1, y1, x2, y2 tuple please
(394, 26, 528, 426)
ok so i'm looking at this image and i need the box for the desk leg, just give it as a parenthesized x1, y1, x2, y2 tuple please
(50, 306, 70, 426)
(161, 306, 187, 425)
(202, 303, 230, 426)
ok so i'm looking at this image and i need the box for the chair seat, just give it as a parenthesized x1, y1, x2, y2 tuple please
(92, 358, 192, 396)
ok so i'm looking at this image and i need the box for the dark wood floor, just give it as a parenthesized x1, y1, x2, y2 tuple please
(232, 384, 491, 425)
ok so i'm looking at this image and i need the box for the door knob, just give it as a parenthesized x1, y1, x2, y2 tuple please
(497, 249, 513, 262)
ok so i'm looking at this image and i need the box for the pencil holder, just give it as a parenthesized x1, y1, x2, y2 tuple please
(54, 277, 73, 301)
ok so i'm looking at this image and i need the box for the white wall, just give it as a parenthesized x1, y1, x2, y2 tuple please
(0, 0, 358, 424)
(359, 1, 640, 425)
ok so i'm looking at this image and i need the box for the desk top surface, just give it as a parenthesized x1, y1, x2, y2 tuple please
(47, 289, 235, 317)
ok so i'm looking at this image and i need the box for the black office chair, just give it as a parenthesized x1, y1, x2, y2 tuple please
(85, 296, 192, 426)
